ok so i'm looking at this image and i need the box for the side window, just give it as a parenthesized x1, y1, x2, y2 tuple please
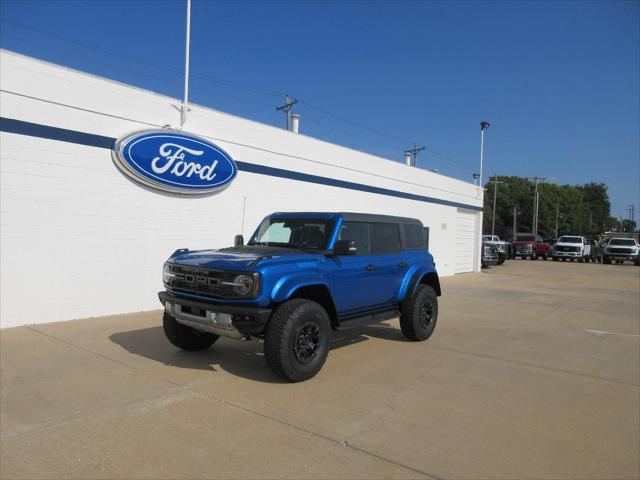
(371, 223, 401, 255)
(339, 222, 371, 256)
(403, 223, 426, 250)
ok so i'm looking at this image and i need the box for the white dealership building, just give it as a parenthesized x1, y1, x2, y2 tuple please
(0, 50, 483, 328)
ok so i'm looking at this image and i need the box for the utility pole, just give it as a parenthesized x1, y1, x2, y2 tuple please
(527, 176, 546, 236)
(405, 144, 425, 167)
(179, 0, 192, 129)
(578, 193, 583, 235)
(555, 200, 559, 239)
(489, 174, 505, 236)
(478, 121, 490, 198)
(276, 95, 298, 131)
(628, 204, 636, 223)
(589, 211, 593, 233)
(513, 207, 517, 236)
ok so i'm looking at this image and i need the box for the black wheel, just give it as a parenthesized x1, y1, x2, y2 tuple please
(579, 257, 584, 263)
(400, 285, 439, 341)
(552, 256, 559, 261)
(635, 256, 640, 266)
(543, 252, 548, 260)
(497, 253, 506, 265)
(264, 299, 331, 382)
(163, 312, 219, 351)
(603, 256, 610, 264)
(584, 256, 590, 263)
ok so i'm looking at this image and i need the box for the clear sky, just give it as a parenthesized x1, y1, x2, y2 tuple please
(1, 0, 638, 219)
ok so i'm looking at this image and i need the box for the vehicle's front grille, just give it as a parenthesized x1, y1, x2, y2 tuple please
(166, 265, 239, 298)
(557, 246, 581, 252)
(608, 247, 634, 254)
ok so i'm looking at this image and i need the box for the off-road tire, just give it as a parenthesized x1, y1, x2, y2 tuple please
(635, 256, 640, 266)
(552, 256, 559, 261)
(163, 312, 219, 351)
(497, 254, 506, 265)
(400, 285, 439, 341)
(264, 299, 331, 382)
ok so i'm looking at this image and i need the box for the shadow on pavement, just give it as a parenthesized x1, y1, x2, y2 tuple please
(109, 320, 407, 383)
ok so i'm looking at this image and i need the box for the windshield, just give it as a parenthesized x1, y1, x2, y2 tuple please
(515, 235, 534, 241)
(249, 217, 332, 250)
(609, 239, 636, 246)
(558, 236, 582, 243)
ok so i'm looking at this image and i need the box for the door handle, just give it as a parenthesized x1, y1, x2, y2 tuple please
(399, 262, 408, 268)
(366, 264, 377, 271)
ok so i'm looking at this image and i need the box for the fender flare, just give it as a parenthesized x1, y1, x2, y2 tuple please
(399, 268, 441, 301)
(270, 272, 331, 303)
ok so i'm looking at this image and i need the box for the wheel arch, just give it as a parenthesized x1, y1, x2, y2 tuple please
(286, 284, 338, 328)
(402, 269, 441, 300)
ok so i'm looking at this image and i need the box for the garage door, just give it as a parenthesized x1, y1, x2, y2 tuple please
(455, 209, 477, 273)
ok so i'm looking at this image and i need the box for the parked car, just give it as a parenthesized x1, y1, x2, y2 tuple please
(512, 233, 550, 260)
(159, 212, 441, 382)
(552, 235, 591, 262)
(602, 238, 640, 265)
(482, 235, 511, 264)
(586, 239, 600, 262)
(481, 241, 499, 268)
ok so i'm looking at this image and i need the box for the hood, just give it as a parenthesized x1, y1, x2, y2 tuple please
(555, 241, 582, 247)
(168, 246, 318, 271)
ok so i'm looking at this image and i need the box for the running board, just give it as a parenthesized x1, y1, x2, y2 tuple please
(335, 309, 400, 331)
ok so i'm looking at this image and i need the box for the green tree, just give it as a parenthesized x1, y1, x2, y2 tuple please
(483, 177, 612, 239)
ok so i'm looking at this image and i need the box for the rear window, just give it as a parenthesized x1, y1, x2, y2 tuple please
(404, 223, 426, 250)
(371, 223, 401, 255)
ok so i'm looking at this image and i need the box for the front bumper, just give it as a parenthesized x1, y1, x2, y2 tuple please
(482, 254, 499, 265)
(604, 251, 638, 261)
(158, 291, 271, 338)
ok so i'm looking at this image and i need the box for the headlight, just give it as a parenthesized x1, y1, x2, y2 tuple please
(163, 264, 175, 283)
(223, 274, 259, 296)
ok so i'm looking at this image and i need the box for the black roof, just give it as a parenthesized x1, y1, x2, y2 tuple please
(339, 212, 422, 225)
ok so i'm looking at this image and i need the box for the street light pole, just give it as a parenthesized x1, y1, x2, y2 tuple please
(527, 176, 546, 237)
(479, 121, 490, 198)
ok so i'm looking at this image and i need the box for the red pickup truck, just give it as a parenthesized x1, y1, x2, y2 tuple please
(512, 233, 550, 260)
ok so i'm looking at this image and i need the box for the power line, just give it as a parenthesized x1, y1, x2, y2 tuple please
(0, 18, 285, 98)
(1, 17, 475, 174)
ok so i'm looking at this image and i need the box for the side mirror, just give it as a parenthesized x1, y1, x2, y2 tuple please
(234, 234, 244, 246)
(333, 240, 357, 256)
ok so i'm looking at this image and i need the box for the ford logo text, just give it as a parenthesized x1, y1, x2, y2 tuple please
(112, 130, 237, 194)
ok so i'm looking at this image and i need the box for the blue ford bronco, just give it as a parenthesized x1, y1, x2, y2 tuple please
(159, 212, 441, 382)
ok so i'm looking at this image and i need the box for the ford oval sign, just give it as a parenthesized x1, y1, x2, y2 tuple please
(112, 129, 237, 194)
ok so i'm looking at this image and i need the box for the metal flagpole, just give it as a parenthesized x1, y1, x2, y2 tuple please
(180, 0, 192, 129)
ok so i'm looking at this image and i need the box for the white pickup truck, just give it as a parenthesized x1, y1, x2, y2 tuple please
(602, 238, 640, 265)
(552, 235, 591, 262)
(482, 235, 511, 264)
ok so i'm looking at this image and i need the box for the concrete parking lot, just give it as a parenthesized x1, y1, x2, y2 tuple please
(1, 261, 639, 479)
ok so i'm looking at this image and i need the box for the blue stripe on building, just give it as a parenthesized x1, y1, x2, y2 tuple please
(0, 117, 482, 212)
